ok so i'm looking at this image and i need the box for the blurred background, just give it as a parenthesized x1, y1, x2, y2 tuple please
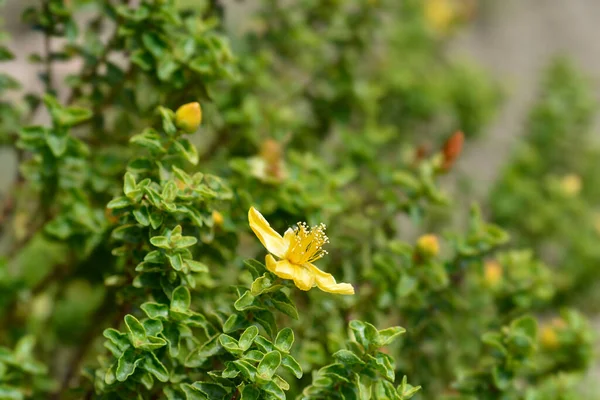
(3, 0, 600, 197)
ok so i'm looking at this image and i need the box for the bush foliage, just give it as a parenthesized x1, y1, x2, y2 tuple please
(0, 0, 596, 399)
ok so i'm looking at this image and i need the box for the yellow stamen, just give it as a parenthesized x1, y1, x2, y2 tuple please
(286, 222, 329, 265)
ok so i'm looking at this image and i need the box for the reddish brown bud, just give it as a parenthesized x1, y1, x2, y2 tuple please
(441, 131, 465, 171)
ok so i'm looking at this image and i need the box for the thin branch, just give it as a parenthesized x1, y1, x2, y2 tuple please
(41, 0, 55, 95)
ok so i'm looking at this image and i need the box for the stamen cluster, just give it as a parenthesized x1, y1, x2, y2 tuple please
(287, 221, 329, 265)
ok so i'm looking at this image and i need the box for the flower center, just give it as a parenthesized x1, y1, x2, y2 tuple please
(287, 221, 329, 265)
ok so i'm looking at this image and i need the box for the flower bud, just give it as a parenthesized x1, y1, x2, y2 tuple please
(441, 131, 464, 171)
(560, 174, 582, 197)
(416, 234, 440, 258)
(175, 102, 202, 133)
(212, 210, 224, 227)
(483, 260, 502, 287)
(540, 325, 560, 349)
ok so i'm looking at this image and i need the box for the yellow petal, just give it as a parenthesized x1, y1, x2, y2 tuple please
(306, 263, 355, 295)
(266, 256, 314, 291)
(248, 207, 288, 258)
(292, 265, 315, 291)
(265, 255, 296, 280)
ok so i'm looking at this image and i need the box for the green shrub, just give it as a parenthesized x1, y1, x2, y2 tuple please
(0, 1, 595, 399)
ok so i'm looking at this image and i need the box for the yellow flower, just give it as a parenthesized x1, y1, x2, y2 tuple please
(248, 207, 354, 295)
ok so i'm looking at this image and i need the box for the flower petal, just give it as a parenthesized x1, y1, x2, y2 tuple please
(266, 255, 314, 291)
(305, 263, 355, 295)
(248, 207, 288, 258)
(265, 255, 296, 280)
(292, 266, 315, 291)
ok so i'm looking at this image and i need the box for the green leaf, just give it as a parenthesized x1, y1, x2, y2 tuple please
(143, 352, 169, 382)
(257, 351, 281, 380)
(334, 349, 364, 366)
(219, 334, 241, 353)
(281, 354, 303, 379)
(150, 235, 171, 249)
(137, 336, 167, 352)
(251, 274, 284, 296)
(239, 326, 259, 351)
(125, 315, 147, 348)
(253, 336, 274, 353)
(186, 259, 209, 273)
(107, 196, 131, 209)
(349, 320, 379, 350)
(45, 130, 68, 157)
(253, 310, 277, 338)
(0, 385, 24, 400)
(130, 129, 165, 153)
(142, 32, 168, 58)
(260, 381, 285, 400)
(240, 385, 260, 400)
(124, 172, 137, 195)
(168, 253, 185, 271)
(149, 210, 164, 229)
(269, 291, 299, 319)
(511, 316, 538, 340)
(397, 375, 421, 399)
(274, 328, 294, 353)
(133, 206, 151, 226)
(171, 235, 198, 249)
(244, 259, 267, 279)
(189, 382, 229, 399)
(171, 286, 191, 312)
(163, 323, 181, 357)
(116, 347, 140, 382)
(185, 335, 222, 368)
(376, 326, 406, 347)
(141, 302, 169, 320)
(233, 359, 257, 381)
(158, 57, 179, 81)
(173, 138, 199, 165)
(234, 291, 257, 311)
(369, 352, 395, 382)
(143, 319, 163, 337)
(103, 328, 131, 351)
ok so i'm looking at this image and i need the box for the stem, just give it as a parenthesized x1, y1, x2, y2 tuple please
(41, 0, 55, 95)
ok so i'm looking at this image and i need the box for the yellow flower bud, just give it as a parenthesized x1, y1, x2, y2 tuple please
(416, 234, 440, 258)
(425, 0, 456, 33)
(560, 174, 582, 197)
(175, 102, 202, 133)
(484, 260, 503, 287)
(540, 325, 560, 349)
(212, 210, 224, 227)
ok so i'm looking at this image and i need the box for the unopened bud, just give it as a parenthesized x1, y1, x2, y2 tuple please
(484, 260, 503, 287)
(212, 210, 224, 227)
(540, 325, 560, 349)
(175, 102, 202, 133)
(441, 131, 465, 171)
(560, 174, 582, 197)
(425, 0, 455, 33)
(260, 139, 283, 164)
(416, 234, 440, 258)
